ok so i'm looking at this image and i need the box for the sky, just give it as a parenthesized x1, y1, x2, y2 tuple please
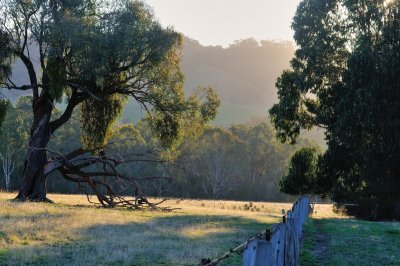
(145, 0, 301, 47)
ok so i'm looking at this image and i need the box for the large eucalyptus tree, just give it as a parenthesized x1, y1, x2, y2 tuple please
(0, 0, 219, 206)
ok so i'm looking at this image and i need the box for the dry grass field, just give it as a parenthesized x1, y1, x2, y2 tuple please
(0, 192, 299, 265)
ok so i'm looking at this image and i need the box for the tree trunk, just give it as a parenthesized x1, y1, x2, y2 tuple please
(16, 95, 53, 201)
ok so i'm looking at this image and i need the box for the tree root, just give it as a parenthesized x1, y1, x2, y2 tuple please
(13, 196, 54, 203)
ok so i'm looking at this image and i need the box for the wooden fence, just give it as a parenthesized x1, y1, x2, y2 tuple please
(242, 196, 310, 266)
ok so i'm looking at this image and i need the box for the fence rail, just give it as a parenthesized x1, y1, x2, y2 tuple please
(242, 196, 310, 266)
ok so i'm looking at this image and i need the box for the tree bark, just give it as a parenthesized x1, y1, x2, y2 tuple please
(16, 94, 53, 201)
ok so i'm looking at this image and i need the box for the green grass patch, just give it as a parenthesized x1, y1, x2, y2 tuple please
(300, 220, 318, 266)
(301, 218, 400, 266)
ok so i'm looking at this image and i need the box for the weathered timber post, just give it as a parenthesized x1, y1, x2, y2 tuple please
(243, 240, 274, 266)
(272, 223, 286, 266)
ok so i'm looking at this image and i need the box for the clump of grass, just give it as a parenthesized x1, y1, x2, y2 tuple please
(243, 202, 253, 211)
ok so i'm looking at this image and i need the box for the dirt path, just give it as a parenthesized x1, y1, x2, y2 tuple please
(312, 220, 329, 264)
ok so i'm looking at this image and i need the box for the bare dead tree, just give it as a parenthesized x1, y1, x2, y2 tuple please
(191, 152, 238, 199)
(0, 144, 14, 191)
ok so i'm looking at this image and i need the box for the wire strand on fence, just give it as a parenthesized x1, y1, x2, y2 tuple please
(200, 229, 270, 266)
(200, 196, 310, 266)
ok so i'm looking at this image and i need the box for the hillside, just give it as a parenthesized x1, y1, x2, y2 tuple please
(122, 37, 296, 125)
(3, 38, 294, 115)
(181, 37, 294, 125)
(2, 37, 326, 145)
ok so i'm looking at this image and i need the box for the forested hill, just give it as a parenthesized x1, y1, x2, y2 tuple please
(4, 37, 294, 123)
(181, 37, 295, 126)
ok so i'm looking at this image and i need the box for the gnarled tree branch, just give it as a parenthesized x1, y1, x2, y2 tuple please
(37, 146, 176, 210)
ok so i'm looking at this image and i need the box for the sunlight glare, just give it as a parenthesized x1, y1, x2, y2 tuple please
(385, 0, 394, 7)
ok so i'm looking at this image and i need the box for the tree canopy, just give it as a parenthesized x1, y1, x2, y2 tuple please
(270, 0, 400, 219)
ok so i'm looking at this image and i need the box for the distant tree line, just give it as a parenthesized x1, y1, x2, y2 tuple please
(0, 96, 319, 202)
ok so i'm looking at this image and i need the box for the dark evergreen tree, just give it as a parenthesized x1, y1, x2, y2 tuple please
(270, 0, 400, 219)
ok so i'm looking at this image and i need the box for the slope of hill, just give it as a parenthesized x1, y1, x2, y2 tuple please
(2, 37, 326, 145)
(181, 37, 295, 125)
(121, 37, 296, 123)
(4, 37, 295, 116)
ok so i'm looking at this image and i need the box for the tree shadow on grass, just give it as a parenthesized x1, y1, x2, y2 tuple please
(1, 214, 270, 266)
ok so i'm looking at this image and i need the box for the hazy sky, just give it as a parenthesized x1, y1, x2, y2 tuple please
(145, 0, 301, 47)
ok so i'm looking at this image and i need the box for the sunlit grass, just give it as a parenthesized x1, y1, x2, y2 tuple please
(310, 203, 351, 219)
(0, 192, 292, 265)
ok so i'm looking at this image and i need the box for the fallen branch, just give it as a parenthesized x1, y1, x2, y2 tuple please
(37, 145, 177, 211)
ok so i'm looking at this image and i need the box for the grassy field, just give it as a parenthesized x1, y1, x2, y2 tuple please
(0, 192, 294, 265)
(1, 193, 399, 265)
(301, 205, 400, 266)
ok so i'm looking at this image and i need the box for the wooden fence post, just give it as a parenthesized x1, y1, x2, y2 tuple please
(243, 240, 274, 266)
(272, 223, 286, 266)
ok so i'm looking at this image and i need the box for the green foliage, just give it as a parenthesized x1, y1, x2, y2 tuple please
(198, 87, 221, 123)
(151, 111, 181, 149)
(279, 148, 319, 196)
(0, 30, 13, 84)
(270, 0, 400, 219)
(270, 70, 315, 144)
(0, 30, 12, 127)
(0, 98, 8, 129)
(149, 87, 220, 158)
(111, 124, 144, 146)
(46, 56, 67, 102)
(80, 94, 124, 150)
